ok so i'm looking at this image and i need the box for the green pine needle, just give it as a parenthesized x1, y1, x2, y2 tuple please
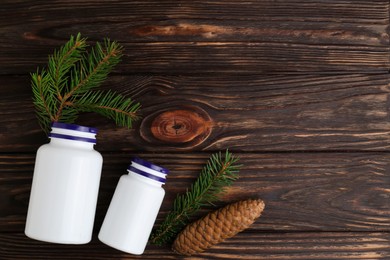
(149, 150, 240, 246)
(74, 90, 140, 128)
(48, 33, 87, 96)
(32, 69, 58, 132)
(31, 33, 139, 133)
(70, 38, 123, 96)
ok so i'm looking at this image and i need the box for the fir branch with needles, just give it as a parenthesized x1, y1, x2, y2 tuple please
(31, 33, 140, 133)
(149, 150, 240, 246)
(73, 90, 141, 128)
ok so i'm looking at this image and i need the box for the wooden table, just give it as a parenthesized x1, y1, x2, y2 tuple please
(1, 1, 389, 259)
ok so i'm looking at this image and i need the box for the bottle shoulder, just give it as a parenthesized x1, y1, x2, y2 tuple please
(36, 142, 102, 160)
(120, 174, 165, 192)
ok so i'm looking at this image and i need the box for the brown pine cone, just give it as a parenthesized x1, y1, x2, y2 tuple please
(172, 198, 265, 256)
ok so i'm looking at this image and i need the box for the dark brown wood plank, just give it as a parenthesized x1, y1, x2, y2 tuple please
(0, 232, 389, 259)
(0, 1, 388, 74)
(0, 1, 388, 259)
(1, 153, 389, 232)
(1, 74, 389, 152)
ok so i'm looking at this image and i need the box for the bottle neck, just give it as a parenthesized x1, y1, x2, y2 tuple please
(49, 137, 95, 149)
(127, 157, 168, 187)
(48, 125, 97, 149)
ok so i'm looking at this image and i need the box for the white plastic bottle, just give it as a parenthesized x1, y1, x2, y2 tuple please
(25, 122, 103, 244)
(98, 157, 169, 255)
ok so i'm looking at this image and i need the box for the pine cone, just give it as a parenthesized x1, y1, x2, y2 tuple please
(172, 198, 265, 256)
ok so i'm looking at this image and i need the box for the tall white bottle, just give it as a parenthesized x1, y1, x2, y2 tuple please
(25, 122, 103, 244)
(98, 157, 169, 255)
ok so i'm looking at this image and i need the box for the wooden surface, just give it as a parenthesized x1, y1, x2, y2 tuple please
(0, 0, 389, 259)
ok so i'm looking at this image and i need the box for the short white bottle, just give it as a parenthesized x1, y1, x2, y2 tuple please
(98, 157, 169, 255)
(25, 122, 103, 244)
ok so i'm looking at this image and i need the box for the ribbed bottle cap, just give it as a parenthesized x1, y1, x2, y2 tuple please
(131, 157, 169, 174)
(51, 122, 98, 134)
(128, 157, 169, 184)
(49, 122, 97, 143)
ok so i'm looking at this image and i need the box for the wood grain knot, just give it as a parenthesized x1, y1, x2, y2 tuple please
(152, 109, 211, 143)
(140, 107, 212, 148)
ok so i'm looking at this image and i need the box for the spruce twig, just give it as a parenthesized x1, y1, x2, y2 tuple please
(31, 33, 140, 133)
(74, 90, 141, 128)
(150, 150, 240, 246)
